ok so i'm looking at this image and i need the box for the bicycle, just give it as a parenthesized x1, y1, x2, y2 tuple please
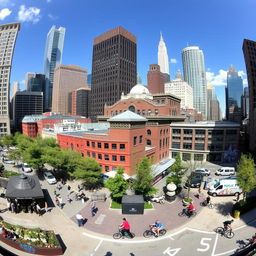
(200, 200, 214, 209)
(178, 208, 197, 217)
(215, 227, 234, 239)
(143, 225, 167, 238)
(113, 227, 135, 239)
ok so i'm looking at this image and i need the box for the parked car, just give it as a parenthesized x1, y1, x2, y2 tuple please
(215, 167, 235, 176)
(44, 171, 57, 184)
(2, 158, 14, 164)
(21, 163, 32, 173)
(194, 168, 210, 176)
(185, 174, 202, 188)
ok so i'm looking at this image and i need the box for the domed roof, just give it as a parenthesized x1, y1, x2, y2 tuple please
(13, 174, 36, 190)
(129, 84, 149, 95)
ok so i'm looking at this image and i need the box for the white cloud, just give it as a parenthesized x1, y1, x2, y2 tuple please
(17, 5, 41, 24)
(48, 13, 58, 20)
(206, 69, 247, 86)
(170, 58, 177, 64)
(0, 8, 11, 20)
(20, 79, 25, 85)
(46, 0, 52, 2)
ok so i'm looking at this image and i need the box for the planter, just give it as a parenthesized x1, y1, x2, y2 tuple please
(182, 198, 193, 206)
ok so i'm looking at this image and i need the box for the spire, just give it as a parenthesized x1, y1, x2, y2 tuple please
(175, 69, 183, 80)
(158, 32, 169, 75)
(160, 31, 163, 41)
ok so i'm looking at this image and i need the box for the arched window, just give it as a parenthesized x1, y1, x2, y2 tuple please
(128, 105, 135, 112)
(70, 143, 74, 150)
(147, 139, 152, 146)
(160, 129, 162, 136)
(147, 129, 151, 135)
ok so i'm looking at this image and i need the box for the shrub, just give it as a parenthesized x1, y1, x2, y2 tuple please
(2, 170, 19, 178)
(233, 196, 256, 214)
(166, 175, 181, 186)
(183, 197, 193, 204)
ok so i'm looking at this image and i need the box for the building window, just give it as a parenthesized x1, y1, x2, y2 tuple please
(183, 143, 192, 149)
(86, 141, 90, 147)
(184, 137, 192, 141)
(120, 144, 125, 150)
(195, 129, 205, 135)
(184, 129, 193, 135)
(172, 129, 181, 134)
(182, 153, 191, 161)
(195, 137, 204, 141)
(160, 129, 162, 136)
(104, 143, 109, 149)
(139, 135, 143, 143)
(195, 144, 204, 150)
(133, 136, 137, 146)
(194, 154, 204, 161)
(112, 143, 117, 150)
(120, 156, 125, 162)
(128, 105, 135, 112)
(226, 130, 237, 135)
(92, 152, 96, 158)
(87, 152, 90, 157)
(98, 142, 101, 148)
(147, 139, 152, 146)
(172, 152, 178, 158)
(147, 129, 151, 135)
(98, 153, 102, 160)
(155, 109, 159, 115)
(104, 154, 109, 160)
(105, 166, 109, 172)
(147, 109, 151, 115)
(159, 140, 162, 148)
(172, 142, 180, 149)
(212, 130, 224, 135)
(92, 142, 95, 148)
(70, 143, 74, 150)
(112, 155, 117, 161)
(142, 110, 146, 115)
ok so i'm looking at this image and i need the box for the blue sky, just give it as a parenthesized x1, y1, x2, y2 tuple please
(1, 0, 255, 116)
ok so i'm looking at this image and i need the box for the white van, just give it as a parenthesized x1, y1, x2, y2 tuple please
(215, 167, 235, 176)
(208, 179, 242, 197)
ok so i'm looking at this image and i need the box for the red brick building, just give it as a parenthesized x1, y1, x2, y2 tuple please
(147, 64, 165, 94)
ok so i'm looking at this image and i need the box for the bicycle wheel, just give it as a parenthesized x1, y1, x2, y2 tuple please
(143, 230, 153, 238)
(113, 232, 122, 239)
(130, 232, 135, 239)
(159, 229, 167, 236)
(178, 211, 185, 217)
(191, 211, 197, 217)
(208, 203, 214, 209)
(226, 230, 234, 239)
(215, 227, 224, 234)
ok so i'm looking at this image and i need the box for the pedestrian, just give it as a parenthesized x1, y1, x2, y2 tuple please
(67, 195, 72, 204)
(67, 185, 71, 191)
(78, 184, 81, 192)
(10, 202, 15, 213)
(56, 182, 62, 191)
(54, 189, 57, 196)
(58, 196, 63, 209)
(76, 212, 84, 227)
(90, 200, 96, 217)
(55, 196, 59, 207)
(36, 204, 42, 216)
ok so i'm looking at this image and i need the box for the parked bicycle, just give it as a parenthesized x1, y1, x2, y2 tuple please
(215, 227, 234, 239)
(200, 200, 214, 209)
(178, 208, 197, 217)
(143, 224, 167, 238)
(150, 195, 165, 204)
(113, 227, 135, 239)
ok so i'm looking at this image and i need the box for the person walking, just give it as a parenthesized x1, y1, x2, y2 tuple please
(58, 196, 63, 209)
(76, 212, 84, 227)
(90, 201, 96, 217)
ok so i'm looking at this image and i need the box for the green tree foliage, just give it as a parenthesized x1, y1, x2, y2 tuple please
(167, 154, 183, 186)
(73, 157, 102, 189)
(2, 134, 15, 148)
(8, 149, 22, 166)
(132, 157, 157, 196)
(105, 167, 128, 201)
(237, 154, 256, 199)
(22, 144, 45, 170)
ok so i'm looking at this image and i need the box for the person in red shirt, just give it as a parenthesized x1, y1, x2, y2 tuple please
(119, 218, 133, 238)
(187, 203, 195, 217)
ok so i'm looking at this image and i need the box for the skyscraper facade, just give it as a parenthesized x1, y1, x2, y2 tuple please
(225, 65, 243, 123)
(90, 26, 137, 119)
(243, 39, 256, 152)
(242, 87, 249, 119)
(158, 33, 170, 82)
(25, 72, 45, 92)
(147, 64, 165, 94)
(182, 46, 207, 119)
(0, 23, 20, 135)
(165, 70, 193, 109)
(52, 65, 87, 115)
(70, 87, 90, 117)
(207, 83, 221, 121)
(43, 26, 65, 111)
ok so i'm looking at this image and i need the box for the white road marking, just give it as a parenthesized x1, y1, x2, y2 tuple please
(169, 236, 174, 240)
(211, 234, 218, 256)
(94, 240, 103, 251)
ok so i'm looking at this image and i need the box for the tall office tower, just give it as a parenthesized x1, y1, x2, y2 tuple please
(165, 70, 193, 109)
(243, 39, 256, 152)
(147, 64, 165, 94)
(242, 87, 249, 119)
(43, 25, 65, 111)
(69, 87, 90, 117)
(87, 74, 91, 88)
(25, 72, 45, 92)
(182, 46, 207, 119)
(158, 33, 170, 82)
(207, 83, 221, 121)
(90, 26, 137, 119)
(11, 82, 19, 99)
(0, 23, 20, 135)
(13, 91, 43, 131)
(52, 65, 87, 115)
(225, 65, 243, 123)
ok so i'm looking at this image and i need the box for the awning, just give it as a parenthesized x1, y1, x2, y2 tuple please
(151, 158, 175, 177)
(102, 171, 130, 180)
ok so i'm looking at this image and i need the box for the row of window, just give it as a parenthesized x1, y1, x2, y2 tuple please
(172, 142, 204, 150)
(86, 141, 126, 150)
(147, 129, 169, 136)
(87, 152, 126, 162)
(172, 129, 238, 135)
(172, 152, 204, 161)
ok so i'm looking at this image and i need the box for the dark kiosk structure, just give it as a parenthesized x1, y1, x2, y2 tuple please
(122, 195, 144, 215)
(5, 174, 44, 211)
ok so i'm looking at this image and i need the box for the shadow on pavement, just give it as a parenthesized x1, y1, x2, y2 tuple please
(215, 201, 234, 216)
(56, 234, 66, 254)
(42, 189, 55, 208)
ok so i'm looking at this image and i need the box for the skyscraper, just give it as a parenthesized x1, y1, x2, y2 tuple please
(207, 84, 221, 121)
(242, 87, 249, 119)
(182, 46, 207, 119)
(70, 87, 90, 117)
(52, 65, 87, 115)
(0, 23, 20, 135)
(243, 39, 256, 152)
(158, 33, 170, 82)
(25, 72, 45, 92)
(90, 26, 137, 119)
(225, 65, 243, 123)
(43, 26, 65, 111)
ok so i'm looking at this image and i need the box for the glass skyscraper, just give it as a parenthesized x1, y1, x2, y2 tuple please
(225, 65, 243, 123)
(43, 26, 65, 111)
(182, 46, 207, 119)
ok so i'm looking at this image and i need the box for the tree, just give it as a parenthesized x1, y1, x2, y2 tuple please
(132, 157, 157, 197)
(104, 167, 128, 201)
(237, 154, 256, 199)
(167, 154, 183, 186)
(8, 149, 22, 166)
(2, 134, 15, 148)
(73, 157, 102, 190)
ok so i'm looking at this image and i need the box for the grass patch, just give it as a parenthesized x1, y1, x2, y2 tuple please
(110, 200, 153, 209)
(2, 170, 20, 178)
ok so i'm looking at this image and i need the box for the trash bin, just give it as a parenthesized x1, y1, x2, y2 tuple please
(234, 210, 240, 219)
(122, 195, 144, 215)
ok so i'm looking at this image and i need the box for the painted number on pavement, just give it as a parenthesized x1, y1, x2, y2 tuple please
(197, 238, 212, 252)
(163, 247, 181, 256)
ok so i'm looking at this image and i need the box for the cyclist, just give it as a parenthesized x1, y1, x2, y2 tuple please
(223, 219, 234, 231)
(119, 218, 133, 238)
(151, 220, 163, 237)
(187, 202, 195, 217)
